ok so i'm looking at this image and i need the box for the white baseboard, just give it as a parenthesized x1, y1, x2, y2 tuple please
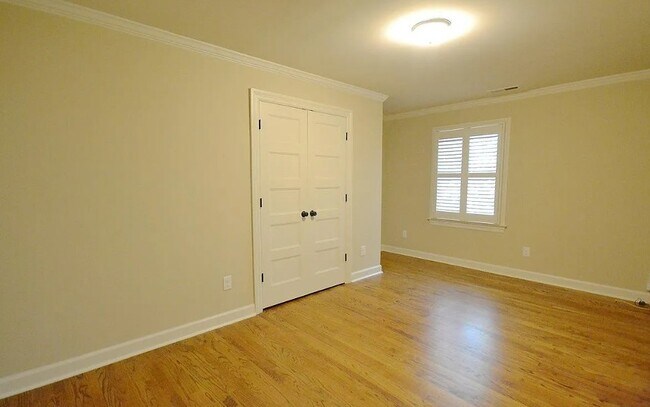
(382, 245, 650, 302)
(0, 304, 256, 400)
(350, 265, 383, 282)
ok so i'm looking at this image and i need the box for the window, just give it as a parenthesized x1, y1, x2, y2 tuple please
(431, 119, 509, 230)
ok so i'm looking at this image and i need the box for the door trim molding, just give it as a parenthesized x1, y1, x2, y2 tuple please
(250, 89, 353, 314)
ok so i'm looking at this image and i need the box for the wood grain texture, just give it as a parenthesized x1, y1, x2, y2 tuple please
(2, 252, 649, 406)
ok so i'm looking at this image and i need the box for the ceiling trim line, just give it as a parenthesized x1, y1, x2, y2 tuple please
(3, 0, 389, 102)
(385, 69, 650, 121)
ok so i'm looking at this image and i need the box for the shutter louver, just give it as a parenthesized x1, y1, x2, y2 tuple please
(467, 177, 496, 215)
(466, 133, 499, 217)
(436, 178, 461, 213)
(435, 137, 463, 215)
(437, 137, 463, 174)
(468, 134, 498, 173)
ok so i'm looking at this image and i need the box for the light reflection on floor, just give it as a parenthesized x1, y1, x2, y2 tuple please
(424, 287, 503, 402)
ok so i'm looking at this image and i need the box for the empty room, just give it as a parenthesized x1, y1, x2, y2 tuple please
(1, 0, 649, 405)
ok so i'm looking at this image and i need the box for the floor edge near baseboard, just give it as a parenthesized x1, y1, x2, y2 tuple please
(0, 304, 256, 400)
(351, 265, 383, 282)
(381, 245, 649, 303)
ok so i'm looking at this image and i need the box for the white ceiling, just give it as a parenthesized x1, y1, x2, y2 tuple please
(70, 0, 650, 114)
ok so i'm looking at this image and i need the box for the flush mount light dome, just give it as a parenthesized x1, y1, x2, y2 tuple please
(411, 18, 452, 44)
(386, 10, 474, 47)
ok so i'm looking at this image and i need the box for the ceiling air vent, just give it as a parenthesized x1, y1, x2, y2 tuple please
(489, 86, 520, 95)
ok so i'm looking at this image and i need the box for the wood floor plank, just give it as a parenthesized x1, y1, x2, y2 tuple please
(220, 322, 343, 406)
(2, 252, 649, 406)
(300, 285, 580, 407)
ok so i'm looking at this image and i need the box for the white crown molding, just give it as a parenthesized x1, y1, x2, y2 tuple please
(382, 245, 650, 302)
(350, 265, 383, 282)
(2, 0, 389, 102)
(385, 69, 650, 121)
(0, 304, 256, 399)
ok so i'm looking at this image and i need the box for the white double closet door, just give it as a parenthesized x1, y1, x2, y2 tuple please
(259, 101, 347, 309)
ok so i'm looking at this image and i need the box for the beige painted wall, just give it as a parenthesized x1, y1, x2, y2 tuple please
(383, 80, 650, 292)
(0, 4, 383, 377)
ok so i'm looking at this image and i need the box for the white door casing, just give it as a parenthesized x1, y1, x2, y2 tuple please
(251, 90, 352, 312)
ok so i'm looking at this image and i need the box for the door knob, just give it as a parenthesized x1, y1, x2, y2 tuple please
(310, 210, 317, 217)
(301, 210, 309, 218)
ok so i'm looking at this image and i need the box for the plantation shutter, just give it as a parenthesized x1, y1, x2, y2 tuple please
(435, 137, 463, 217)
(432, 122, 505, 225)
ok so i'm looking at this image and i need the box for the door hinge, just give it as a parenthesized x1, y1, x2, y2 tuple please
(259, 198, 263, 208)
(261, 273, 264, 283)
(345, 253, 348, 262)
(258, 119, 262, 130)
(345, 132, 348, 141)
(345, 193, 348, 202)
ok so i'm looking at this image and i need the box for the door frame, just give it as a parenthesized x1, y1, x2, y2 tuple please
(249, 89, 353, 314)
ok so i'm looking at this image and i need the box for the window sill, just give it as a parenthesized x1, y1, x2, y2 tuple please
(428, 219, 506, 233)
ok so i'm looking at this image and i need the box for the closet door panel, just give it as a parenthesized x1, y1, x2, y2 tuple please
(307, 111, 347, 290)
(259, 102, 310, 308)
(259, 101, 348, 309)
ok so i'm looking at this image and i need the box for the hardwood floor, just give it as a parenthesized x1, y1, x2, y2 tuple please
(3, 252, 650, 406)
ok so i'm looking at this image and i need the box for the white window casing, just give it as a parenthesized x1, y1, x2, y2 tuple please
(430, 119, 510, 231)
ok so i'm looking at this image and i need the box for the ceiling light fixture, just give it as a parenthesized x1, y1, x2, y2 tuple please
(411, 18, 452, 44)
(386, 9, 474, 47)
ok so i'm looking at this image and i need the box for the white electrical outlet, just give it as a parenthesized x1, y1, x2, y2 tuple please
(360, 245, 367, 256)
(522, 246, 531, 257)
(223, 275, 232, 291)
(402, 230, 408, 239)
